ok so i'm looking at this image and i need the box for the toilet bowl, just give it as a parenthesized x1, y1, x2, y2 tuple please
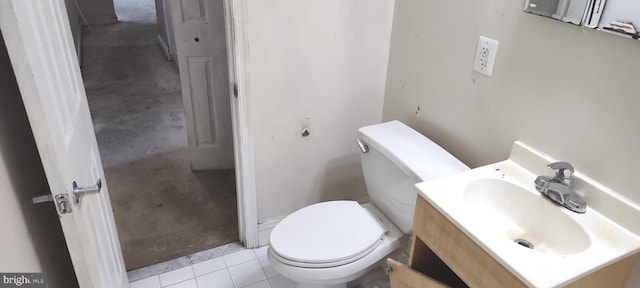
(268, 120, 469, 288)
(268, 201, 405, 288)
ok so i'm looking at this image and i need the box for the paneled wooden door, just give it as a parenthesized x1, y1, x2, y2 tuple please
(0, 0, 128, 287)
(172, 0, 235, 170)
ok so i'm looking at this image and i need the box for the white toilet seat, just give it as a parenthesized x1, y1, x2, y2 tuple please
(269, 237, 382, 268)
(269, 201, 387, 268)
(267, 202, 407, 287)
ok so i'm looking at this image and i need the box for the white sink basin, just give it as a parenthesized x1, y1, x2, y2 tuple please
(416, 141, 640, 287)
(464, 178, 590, 255)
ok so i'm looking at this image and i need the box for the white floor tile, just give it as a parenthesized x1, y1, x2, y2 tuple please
(196, 269, 235, 288)
(224, 249, 257, 267)
(130, 276, 161, 288)
(253, 246, 269, 258)
(228, 259, 267, 287)
(245, 280, 271, 288)
(192, 256, 227, 276)
(258, 257, 279, 279)
(159, 266, 194, 287)
(165, 279, 198, 288)
(268, 275, 297, 288)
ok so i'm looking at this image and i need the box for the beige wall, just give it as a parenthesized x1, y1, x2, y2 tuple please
(246, 0, 395, 221)
(383, 0, 640, 206)
(0, 36, 78, 288)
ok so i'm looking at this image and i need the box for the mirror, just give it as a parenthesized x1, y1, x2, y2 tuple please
(523, 0, 591, 25)
(524, 0, 640, 40)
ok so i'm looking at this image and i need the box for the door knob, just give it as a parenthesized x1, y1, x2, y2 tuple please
(73, 178, 102, 204)
(32, 187, 54, 204)
(32, 187, 73, 214)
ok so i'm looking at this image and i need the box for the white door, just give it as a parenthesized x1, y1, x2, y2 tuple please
(172, 0, 235, 170)
(0, 1, 128, 287)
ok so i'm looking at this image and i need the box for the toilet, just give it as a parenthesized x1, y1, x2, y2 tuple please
(267, 120, 469, 288)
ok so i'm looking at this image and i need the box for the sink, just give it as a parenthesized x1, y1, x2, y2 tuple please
(464, 178, 590, 255)
(416, 141, 640, 287)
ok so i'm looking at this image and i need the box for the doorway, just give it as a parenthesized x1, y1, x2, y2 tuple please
(81, 0, 238, 270)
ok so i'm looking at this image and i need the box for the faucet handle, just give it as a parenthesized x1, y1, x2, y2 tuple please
(548, 162, 574, 181)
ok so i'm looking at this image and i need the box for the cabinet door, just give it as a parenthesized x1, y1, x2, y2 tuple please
(388, 259, 449, 288)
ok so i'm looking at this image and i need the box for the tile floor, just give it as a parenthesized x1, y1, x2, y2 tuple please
(129, 246, 296, 288)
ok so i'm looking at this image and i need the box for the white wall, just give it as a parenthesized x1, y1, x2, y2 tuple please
(598, 0, 640, 30)
(154, 0, 177, 61)
(383, 0, 640, 207)
(155, 0, 167, 40)
(0, 36, 78, 288)
(77, 0, 117, 25)
(245, 0, 395, 222)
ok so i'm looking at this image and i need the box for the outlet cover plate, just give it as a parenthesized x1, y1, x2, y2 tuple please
(474, 36, 499, 76)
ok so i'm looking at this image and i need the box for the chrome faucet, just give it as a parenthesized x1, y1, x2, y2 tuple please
(534, 162, 587, 213)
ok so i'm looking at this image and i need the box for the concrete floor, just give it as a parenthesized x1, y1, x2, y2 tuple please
(82, 0, 238, 270)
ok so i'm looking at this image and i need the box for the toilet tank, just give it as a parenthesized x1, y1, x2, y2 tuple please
(357, 121, 469, 233)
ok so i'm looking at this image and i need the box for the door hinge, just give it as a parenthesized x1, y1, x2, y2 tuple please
(233, 83, 238, 98)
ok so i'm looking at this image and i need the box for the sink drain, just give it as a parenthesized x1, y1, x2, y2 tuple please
(514, 239, 533, 249)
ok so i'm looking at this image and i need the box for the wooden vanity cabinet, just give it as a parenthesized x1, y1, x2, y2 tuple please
(388, 195, 640, 288)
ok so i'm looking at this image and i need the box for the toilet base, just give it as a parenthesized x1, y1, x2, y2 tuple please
(298, 283, 346, 288)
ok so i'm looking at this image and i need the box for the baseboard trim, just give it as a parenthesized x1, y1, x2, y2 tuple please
(354, 195, 370, 204)
(157, 34, 173, 61)
(257, 217, 285, 247)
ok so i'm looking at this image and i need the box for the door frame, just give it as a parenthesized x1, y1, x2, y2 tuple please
(223, 0, 259, 248)
(2, 0, 261, 259)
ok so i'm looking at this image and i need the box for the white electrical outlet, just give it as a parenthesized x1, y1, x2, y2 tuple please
(473, 36, 499, 76)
